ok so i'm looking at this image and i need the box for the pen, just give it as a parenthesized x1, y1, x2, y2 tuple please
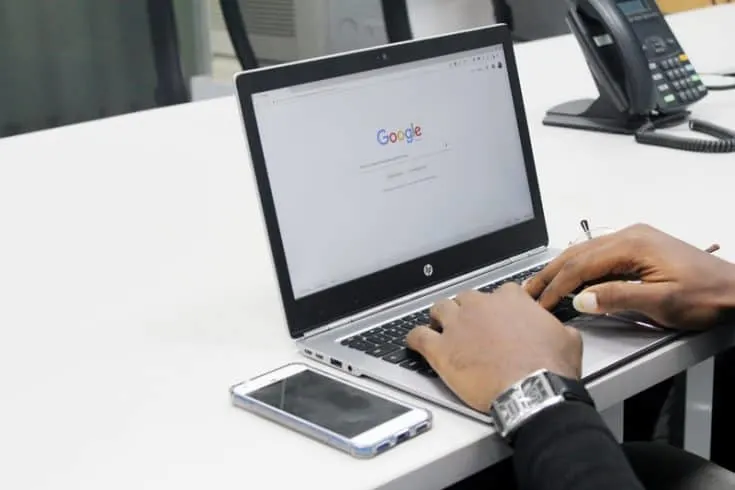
(580, 219, 593, 241)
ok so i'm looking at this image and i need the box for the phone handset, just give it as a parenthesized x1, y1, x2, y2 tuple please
(576, 0, 656, 114)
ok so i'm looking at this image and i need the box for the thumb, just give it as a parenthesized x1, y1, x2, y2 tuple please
(406, 325, 443, 364)
(572, 281, 670, 315)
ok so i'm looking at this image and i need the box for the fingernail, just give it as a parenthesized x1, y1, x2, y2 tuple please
(521, 278, 530, 289)
(573, 292, 598, 313)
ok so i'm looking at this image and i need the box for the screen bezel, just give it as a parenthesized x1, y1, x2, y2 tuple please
(235, 24, 548, 338)
(230, 364, 429, 446)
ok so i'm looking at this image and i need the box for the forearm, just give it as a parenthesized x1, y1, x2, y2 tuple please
(512, 402, 644, 490)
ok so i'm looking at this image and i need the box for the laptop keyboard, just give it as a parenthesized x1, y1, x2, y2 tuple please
(340, 264, 580, 378)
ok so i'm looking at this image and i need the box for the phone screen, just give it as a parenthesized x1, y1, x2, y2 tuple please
(248, 369, 410, 438)
(616, 0, 649, 16)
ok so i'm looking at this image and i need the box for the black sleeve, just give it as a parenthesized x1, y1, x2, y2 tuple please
(512, 401, 644, 490)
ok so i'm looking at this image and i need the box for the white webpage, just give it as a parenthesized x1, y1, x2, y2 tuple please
(253, 46, 534, 299)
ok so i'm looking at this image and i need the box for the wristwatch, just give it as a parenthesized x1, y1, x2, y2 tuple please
(489, 369, 595, 442)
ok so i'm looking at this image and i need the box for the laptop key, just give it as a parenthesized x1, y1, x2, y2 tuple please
(347, 340, 373, 352)
(399, 359, 422, 371)
(391, 337, 408, 348)
(382, 328, 403, 338)
(362, 327, 383, 337)
(366, 344, 400, 358)
(364, 333, 392, 345)
(418, 367, 439, 378)
(383, 348, 409, 364)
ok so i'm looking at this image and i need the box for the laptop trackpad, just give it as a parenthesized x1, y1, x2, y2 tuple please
(569, 313, 679, 380)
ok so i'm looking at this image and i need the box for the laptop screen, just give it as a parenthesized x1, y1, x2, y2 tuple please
(252, 45, 534, 300)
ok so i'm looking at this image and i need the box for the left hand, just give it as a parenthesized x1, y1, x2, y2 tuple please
(523, 224, 735, 329)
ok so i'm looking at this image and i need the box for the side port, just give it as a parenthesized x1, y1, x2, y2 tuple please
(330, 358, 343, 369)
(414, 422, 430, 435)
(395, 432, 410, 445)
(315, 353, 324, 360)
(304, 349, 313, 356)
(376, 441, 391, 454)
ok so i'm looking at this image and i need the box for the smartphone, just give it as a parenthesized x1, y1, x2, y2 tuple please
(230, 363, 432, 459)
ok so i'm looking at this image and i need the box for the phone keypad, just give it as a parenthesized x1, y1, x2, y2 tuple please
(648, 53, 707, 110)
(650, 52, 707, 108)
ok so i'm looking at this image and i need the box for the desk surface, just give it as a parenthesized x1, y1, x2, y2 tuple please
(1, 4, 735, 490)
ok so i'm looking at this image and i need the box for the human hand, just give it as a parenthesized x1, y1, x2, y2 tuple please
(406, 285, 582, 412)
(524, 224, 735, 329)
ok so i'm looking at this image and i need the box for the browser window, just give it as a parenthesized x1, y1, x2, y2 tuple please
(252, 45, 534, 299)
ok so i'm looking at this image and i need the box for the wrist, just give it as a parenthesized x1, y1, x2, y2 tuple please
(708, 263, 735, 320)
(721, 264, 735, 308)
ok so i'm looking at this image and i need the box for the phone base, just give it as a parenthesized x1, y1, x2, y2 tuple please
(543, 98, 651, 135)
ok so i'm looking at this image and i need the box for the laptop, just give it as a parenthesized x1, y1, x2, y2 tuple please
(234, 24, 677, 422)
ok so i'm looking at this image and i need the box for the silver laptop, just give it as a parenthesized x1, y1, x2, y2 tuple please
(234, 25, 676, 422)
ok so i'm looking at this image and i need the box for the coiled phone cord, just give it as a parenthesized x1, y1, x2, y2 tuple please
(635, 117, 735, 153)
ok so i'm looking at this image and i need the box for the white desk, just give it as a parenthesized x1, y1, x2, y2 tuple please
(1, 5, 735, 490)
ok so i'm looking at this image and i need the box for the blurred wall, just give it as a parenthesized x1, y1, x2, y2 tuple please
(0, 0, 204, 138)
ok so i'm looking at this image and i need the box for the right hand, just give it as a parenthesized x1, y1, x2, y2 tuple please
(524, 224, 735, 329)
(406, 286, 582, 413)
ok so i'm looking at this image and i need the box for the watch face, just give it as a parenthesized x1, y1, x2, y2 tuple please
(492, 371, 560, 436)
(496, 374, 554, 418)
(522, 375, 554, 404)
(495, 390, 522, 422)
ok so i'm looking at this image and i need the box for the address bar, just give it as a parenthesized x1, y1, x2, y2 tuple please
(273, 62, 463, 105)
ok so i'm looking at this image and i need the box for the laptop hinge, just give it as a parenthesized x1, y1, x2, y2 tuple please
(301, 246, 547, 339)
(510, 245, 547, 263)
(302, 323, 339, 339)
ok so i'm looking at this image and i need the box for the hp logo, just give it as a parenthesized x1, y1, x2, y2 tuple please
(423, 264, 434, 277)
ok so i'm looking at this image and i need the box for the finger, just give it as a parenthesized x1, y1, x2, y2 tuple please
(572, 281, 672, 318)
(430, 298, 460, 329)
(406, 326, 443, 365)
(536, 241, 639, 310)
(524, 239, 608, 299)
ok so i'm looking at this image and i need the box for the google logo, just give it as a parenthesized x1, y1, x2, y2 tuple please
(376, 123, 423, 145)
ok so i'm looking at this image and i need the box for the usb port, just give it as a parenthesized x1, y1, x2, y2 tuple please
(415, 422, 430, 435)
(395, 432, 410, 445)
(304, 349, 313, 356)
(315, 353, 324, 360)
(330, 358, 343, 368)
